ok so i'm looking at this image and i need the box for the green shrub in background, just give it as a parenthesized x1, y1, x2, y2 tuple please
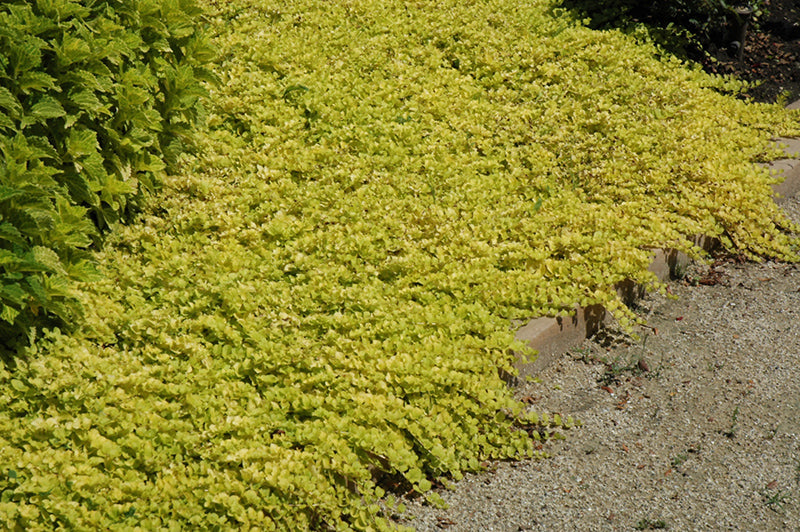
(0, 0, 213, 351)
(560, 0, 765, 52)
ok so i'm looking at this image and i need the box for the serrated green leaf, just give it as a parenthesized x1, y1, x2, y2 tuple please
(69, 90, 108, 115)
(100, 174, 136, 198)
(0, 86, 22, 117)
(54, 33, 92, 68)
(8, 39, 42, 74)
(26, 208, 56, 233)
(134, 153, 166, 174)
(0, 280, 26, 304)
(4, 209, 42, 238)
(0, 222, 24, 245)
(76, 151, 108, 182)
(0, 186, 25, 203)
(64, 114, 79, 129)
(26, 136, 59, 161)
(28, 96, 66, 120)
(0, 113, 16, 130)
(32, 246, 66, 275)
(63, 70, 105, 92)
(63, 258, 100, 281)
(61, 170, 97, 206)
(24, 274, 48, 304)
(17, 71, 58, 94)
(0, 247, 21, 264)
(66, 128, 99, 158)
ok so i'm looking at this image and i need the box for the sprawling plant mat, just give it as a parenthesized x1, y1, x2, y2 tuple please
(2, 0, 799, 529)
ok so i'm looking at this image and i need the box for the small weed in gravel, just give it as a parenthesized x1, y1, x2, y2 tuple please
(762, 488, 791, 512)
(721, 405, 740, 439)
(576, 332, 661, 386)
(634, 517, 668, 530)
(671, 454, 688, 469)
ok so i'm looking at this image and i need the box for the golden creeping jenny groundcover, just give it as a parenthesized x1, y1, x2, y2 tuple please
(2, 0, 800, 529)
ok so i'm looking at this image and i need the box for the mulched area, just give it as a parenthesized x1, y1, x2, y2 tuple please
(699, 0, 800, 104)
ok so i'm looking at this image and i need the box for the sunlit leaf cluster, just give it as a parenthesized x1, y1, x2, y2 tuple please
(1, 0, 798, 529)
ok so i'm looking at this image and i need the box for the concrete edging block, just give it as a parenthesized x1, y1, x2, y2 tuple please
(514, 305, 605, 379)
(512, 236, 718, 377)
(767, 138, 800, 203)
(513, 127, 800, 377)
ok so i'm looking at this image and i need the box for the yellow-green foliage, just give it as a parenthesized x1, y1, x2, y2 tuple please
(1, 0, 799, 529)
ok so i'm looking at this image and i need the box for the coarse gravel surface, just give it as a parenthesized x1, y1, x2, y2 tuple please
(400, 182, 800, 530)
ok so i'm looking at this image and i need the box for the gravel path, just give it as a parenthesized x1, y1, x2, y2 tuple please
(400, 189, 800, 530)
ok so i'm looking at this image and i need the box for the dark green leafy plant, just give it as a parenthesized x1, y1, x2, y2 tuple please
(0, 0, 213, 351)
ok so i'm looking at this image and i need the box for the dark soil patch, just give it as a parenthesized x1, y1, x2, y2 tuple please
(699, 0, 800, 104)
